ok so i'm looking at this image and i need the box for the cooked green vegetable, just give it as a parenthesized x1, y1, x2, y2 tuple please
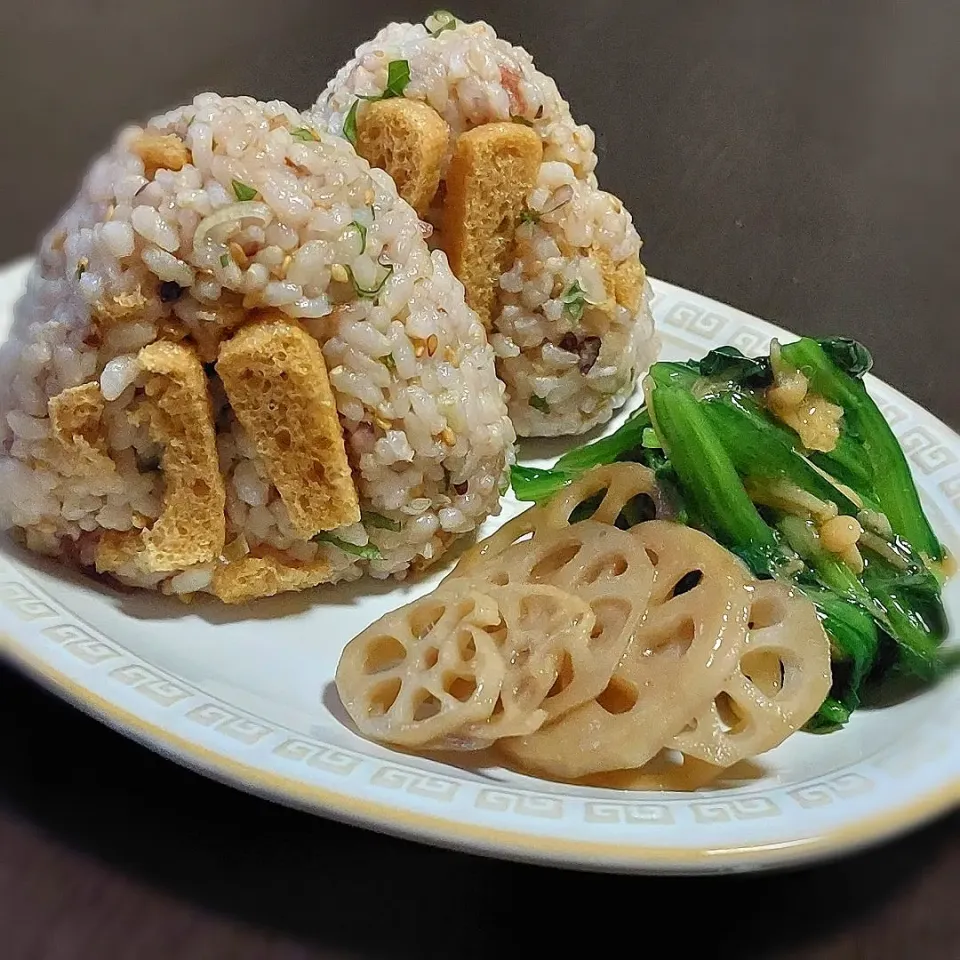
(510, 335, 951, 726)
(361, 511, 402, 532)
(314, 532, 382, 560)
(231, 179, 258, 202)
(559, 280, 589, 322)
(290, 126, 320, 142)
(428, 10, 458, 36)
(342, 101, 360, 145)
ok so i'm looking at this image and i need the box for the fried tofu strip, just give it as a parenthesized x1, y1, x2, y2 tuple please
(589, 243, 647, 317)
(47, 382, 116, 478)
(210, 546, 333, 604)
(441, 122, 542, 327)
(216, 318, 360, 538)
(355, 98, 449, 216)
(96, 342, 225, 574)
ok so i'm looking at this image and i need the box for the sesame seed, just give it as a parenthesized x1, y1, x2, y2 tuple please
(427, 334, 439, 356)
(229, 241, 249, 270)
(414, 343, 426, 358)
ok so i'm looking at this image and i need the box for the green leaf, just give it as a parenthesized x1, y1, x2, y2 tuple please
(314, 532, 382, 559)
(231, 179, 258, 202)
(383, 60, 411, 99)
(805, 696, 851, 731)
(361, 510, 401, 532)
(347, 260, 394, 299)
(518, 207, 540, 225)
(219, 253, 231, 267)
(697, 345, 772, 385)
(510, 464, 573, 501)
(350, 219, 367, 254)
(559, 280, 589, 322)
(342, 101, 360, 145)
(528, 395, 550, 413)
(428, 9, 457, 36)
(817, 337, 874, 379)
(290, 126, 320, 142)
(641, 427, 662, 449)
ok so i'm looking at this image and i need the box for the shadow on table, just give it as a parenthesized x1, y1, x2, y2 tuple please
(0, 662, 954, 959)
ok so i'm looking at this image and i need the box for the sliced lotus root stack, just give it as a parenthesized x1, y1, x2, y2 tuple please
(450, 520, 654, 723)
(450, 462, 660, 580)
(498, 521, 752, 780)
(458, 584, 595, 744)
(667, 581, 831, 768)
(336, 589, 506, 748)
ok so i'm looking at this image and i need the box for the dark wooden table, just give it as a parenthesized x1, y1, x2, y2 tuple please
(1, 2, 958, 957)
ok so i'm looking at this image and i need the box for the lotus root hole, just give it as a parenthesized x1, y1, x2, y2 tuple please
(413, 691, 442, 720)
(409, 602, 446, 640)
(545, 651, 574, 698)
(657, 618, 696, 660)
(596, 677, 639, 715)
(482, 618, 507, 646)
(669, 569, 703, 598)
(748, 596, 788, 631)
(589, 597, 631, 645)
(583, 552, 629, 584)
(644, 546, 660, 567)
(446, 675, 478, 703)
(458, 630, 478, 661)
(530, 542, 582, 582)
(741, 651, 785, 697)
(567, 490, 605, 524)
(421, 646, 440, 669)
(367, 677, 402, 717)
(614, 493, 657, 529)
(715, 691, 745, 732)
(363, 635, 407, 674)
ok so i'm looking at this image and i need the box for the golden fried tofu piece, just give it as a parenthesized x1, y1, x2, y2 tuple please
(209, 546, 333, 604)
(356, 99, 449, 216)
(588, 243, 646, 317)
(47, 382, 116, 478)
(93, 285, 152, 326)
(94, 529, 143, 574)
(441, 122, 542, 327)
(216, 318, 360, 538)
(131, 341, 225, 572)
(132, 132, 191, 179)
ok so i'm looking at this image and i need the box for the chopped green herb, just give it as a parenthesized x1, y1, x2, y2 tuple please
(380, 353, 396, 372)
(350, 219, 367, 254)
(641, 427, 662, 449)
(314, 532, 382, 560)
(346, 261, 394, 299)
(559, 280, 590, 322)
(290, 126, 320, 142)
(427, 9, 458, 36)
(362, 510, 402, 532)
(342, 100, 360, 145)
(518, 207, 540, 225)
(219, 253, 231, 267)
(382, 59, 411, 99)
(511, 115, 534, 126)
(231, 179, 258, 202)
(529, 395, 550, 413)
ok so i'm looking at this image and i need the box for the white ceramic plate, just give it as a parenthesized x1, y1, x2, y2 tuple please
(1, 257, 957, 874)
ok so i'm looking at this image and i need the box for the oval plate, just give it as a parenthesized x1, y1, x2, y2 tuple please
(1, 257, 957, 874)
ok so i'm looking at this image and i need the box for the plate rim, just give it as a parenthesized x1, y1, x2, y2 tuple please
(1, 262, 958, 874)
(5, 635, 958, 874)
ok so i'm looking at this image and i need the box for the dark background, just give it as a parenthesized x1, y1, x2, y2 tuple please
(1, 1, 958, 957)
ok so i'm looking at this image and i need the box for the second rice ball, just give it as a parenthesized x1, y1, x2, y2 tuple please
(309, 14, 660, 437)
